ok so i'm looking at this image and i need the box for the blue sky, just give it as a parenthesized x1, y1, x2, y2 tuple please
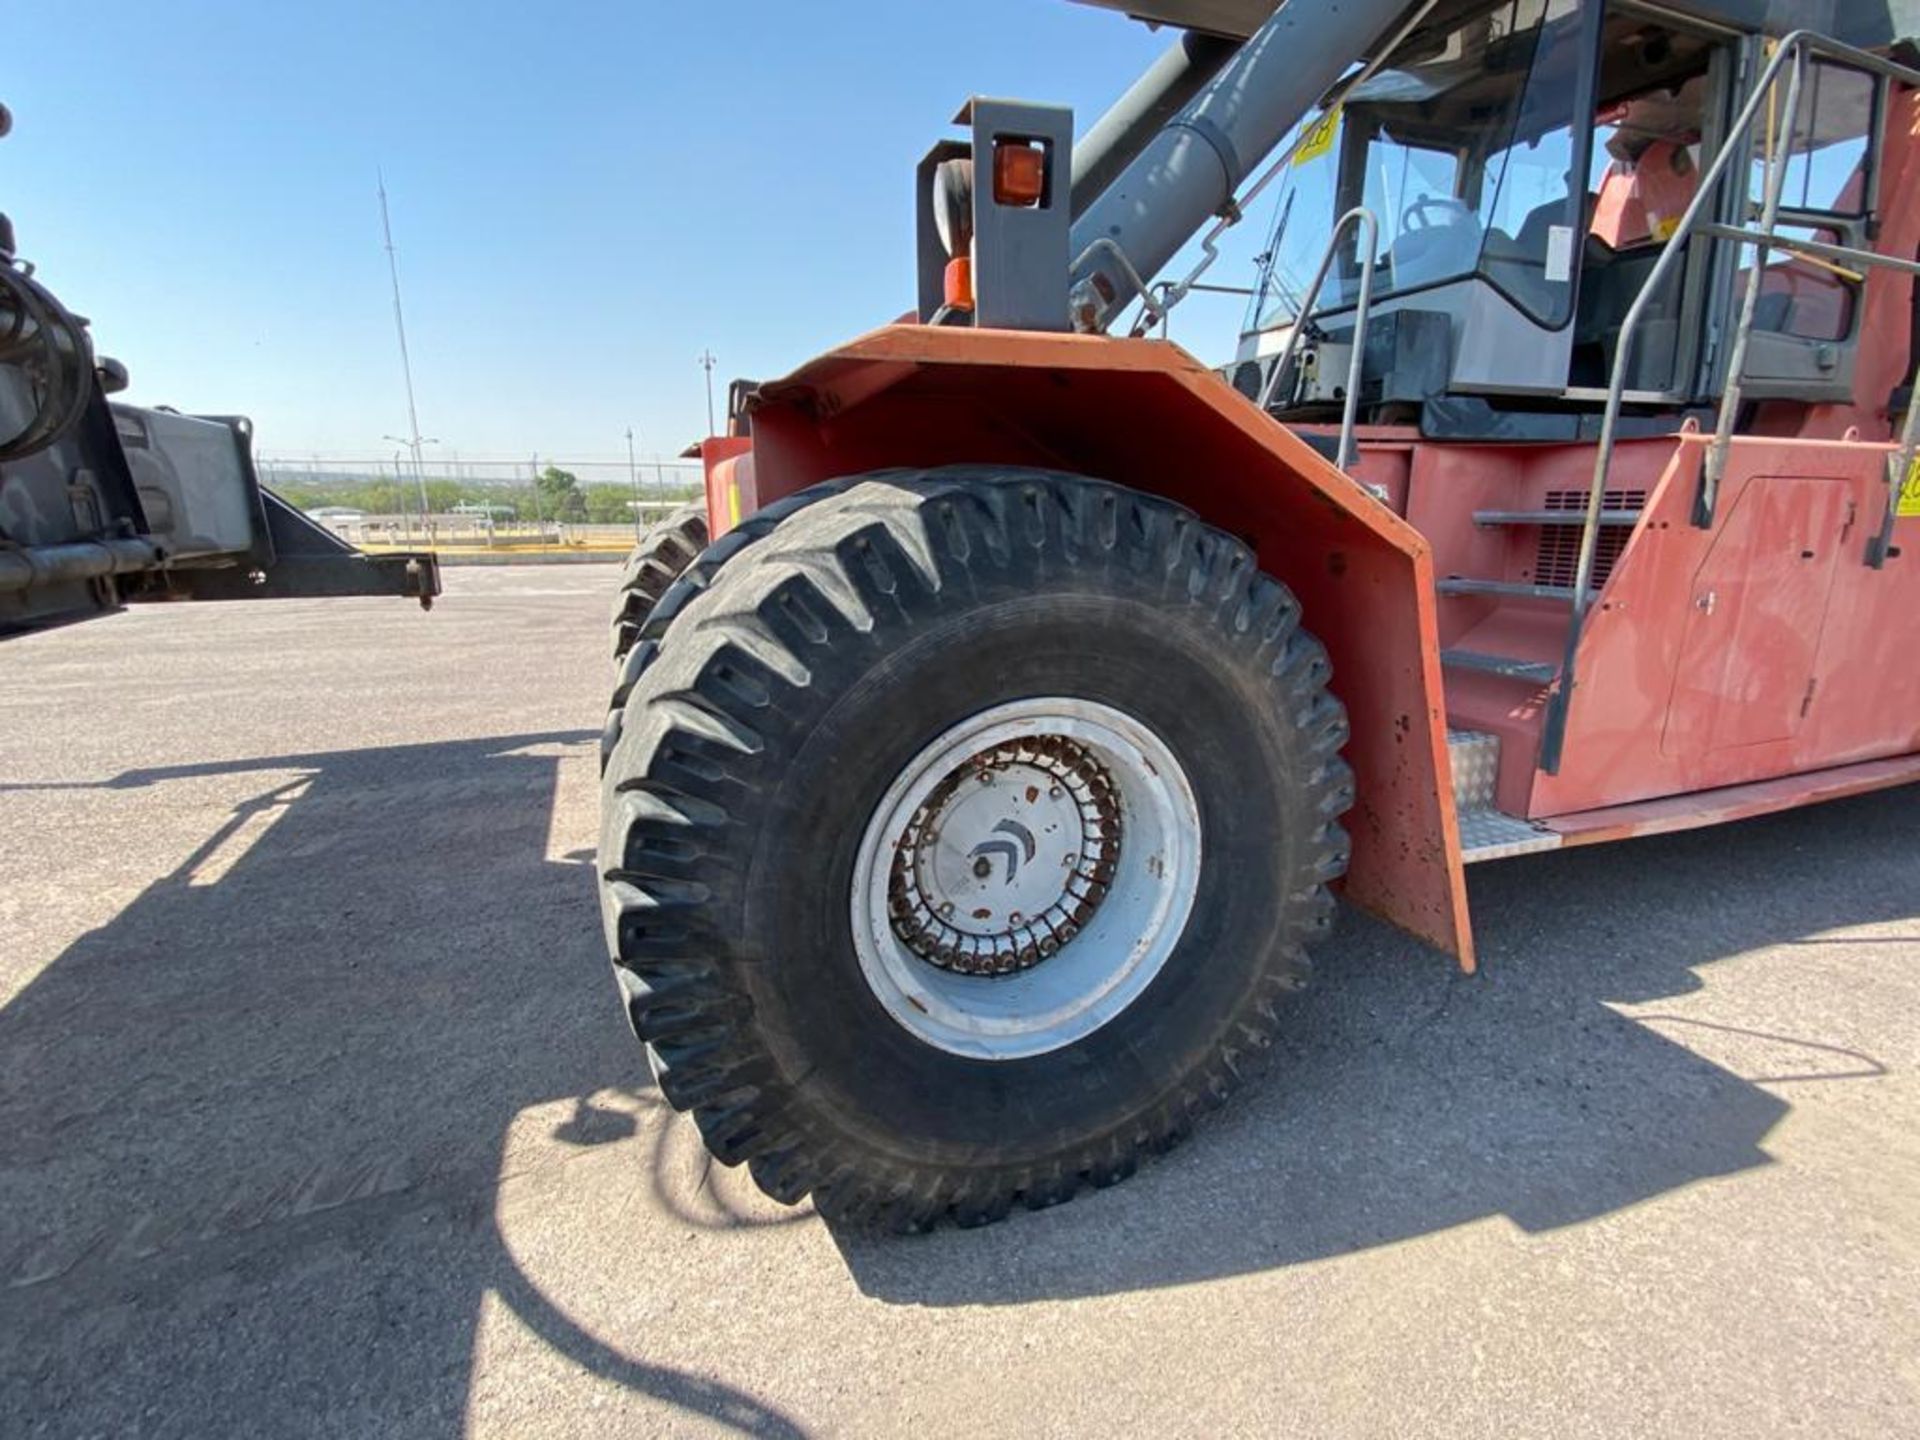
(6, 2, 1265, 464)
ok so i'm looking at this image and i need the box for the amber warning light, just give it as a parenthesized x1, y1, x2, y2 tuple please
(993, 140, 1047, 207)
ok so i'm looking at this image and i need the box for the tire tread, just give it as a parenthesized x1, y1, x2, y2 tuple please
(599, 466, 1353, 1231)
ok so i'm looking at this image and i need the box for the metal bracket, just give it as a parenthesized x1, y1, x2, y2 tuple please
(965, 98, 1074, 332)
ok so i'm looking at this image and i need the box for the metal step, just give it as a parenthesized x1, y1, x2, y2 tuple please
(1445, 728, 1564, 863)
(1440, 649, 1558, 683)
(1437, 578, 1594, 602)
(1474, 508, 1644, 527)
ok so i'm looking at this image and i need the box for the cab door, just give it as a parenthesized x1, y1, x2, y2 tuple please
(1720, 57, 1880, 403)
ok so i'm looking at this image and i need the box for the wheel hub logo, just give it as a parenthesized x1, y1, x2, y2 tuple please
(967, 819, 1036, 883)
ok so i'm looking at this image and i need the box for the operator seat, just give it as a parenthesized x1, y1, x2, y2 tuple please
(1386, 201, 1483, 289)
(1591, 139, 1699, 247)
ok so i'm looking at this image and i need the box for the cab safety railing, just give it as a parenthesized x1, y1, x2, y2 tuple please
(1255, 205, 1380, 473)
(1541, 28, 1920, 775)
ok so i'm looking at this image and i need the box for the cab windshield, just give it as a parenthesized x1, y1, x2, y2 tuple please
(1247, 0, 1587, 335)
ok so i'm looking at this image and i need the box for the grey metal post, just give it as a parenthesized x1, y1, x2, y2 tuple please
(1869, 355, 1920, 566)
(698, 350, 717, 436)
(1700, 48, 1807, 527)
(1255, 207, 1378, 472)
(1068, 0, 1408, 332)
(625, 426, 644, 539)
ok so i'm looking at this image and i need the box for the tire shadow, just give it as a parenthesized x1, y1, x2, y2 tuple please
(830, 785, 1918, 1305)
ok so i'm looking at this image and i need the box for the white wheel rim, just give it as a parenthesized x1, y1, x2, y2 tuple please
(850, 698, 1201, 1060)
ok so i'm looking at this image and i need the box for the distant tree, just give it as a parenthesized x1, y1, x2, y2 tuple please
(423, 479, 467, 513)
(536, 466, 588, 521)
(578, 486, 621, 524)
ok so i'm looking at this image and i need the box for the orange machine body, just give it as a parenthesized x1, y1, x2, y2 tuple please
(690, 75, 1920, 969)
(697, 314, 1919, 969)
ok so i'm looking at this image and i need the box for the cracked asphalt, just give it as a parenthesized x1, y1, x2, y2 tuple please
(2, 565, 1916, 1437)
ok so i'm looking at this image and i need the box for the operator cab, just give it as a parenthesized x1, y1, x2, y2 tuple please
(1234, 0, 1885, 430)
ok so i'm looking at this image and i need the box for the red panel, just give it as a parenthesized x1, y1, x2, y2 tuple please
(1661, 477, 1848, 757)
(1536, 434, 1920, 816)
(1546, 751, 1920, 847)
(699, 436, 753, 539)
(737, 325, 1476, 967)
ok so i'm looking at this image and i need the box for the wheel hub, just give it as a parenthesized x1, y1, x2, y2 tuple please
(887, 737, 1121, 976)
(851, 698, 1201, 1061)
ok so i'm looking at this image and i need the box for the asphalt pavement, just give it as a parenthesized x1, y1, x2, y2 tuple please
(2, 565, 1915, 1438)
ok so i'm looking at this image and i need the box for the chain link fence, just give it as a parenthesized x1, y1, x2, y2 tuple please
(256, 452, 708, 555)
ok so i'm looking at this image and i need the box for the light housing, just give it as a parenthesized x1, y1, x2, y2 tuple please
(992, 140, 1048, 207)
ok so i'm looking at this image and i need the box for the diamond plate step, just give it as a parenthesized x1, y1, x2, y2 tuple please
(1446, 728, 1563, 863)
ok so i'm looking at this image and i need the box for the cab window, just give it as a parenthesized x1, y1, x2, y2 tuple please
(1745, 60, 1877, 342)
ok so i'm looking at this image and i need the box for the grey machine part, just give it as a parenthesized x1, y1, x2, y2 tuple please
(916, 100, 1078, 331)
(0, 124, 439, 637)
(1066, 0, 1416, 332)
(1069, 30, 1241, 219)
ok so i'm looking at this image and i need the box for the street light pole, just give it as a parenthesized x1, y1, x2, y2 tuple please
(625, 426, 644, 539)
(389, 450, 410, 543)
(698, 349, 718, 437)
(384, 433, 439, 526)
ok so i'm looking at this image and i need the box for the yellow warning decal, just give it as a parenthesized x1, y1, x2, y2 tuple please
(1294, 107, 1342, 167)
(1899, 455, 1920, 518)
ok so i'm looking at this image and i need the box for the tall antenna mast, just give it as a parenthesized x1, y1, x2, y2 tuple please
(378, 173, 433, 519)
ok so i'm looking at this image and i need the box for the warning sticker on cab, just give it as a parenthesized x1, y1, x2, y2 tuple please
(1900, 456, 1920, 518)
(1294, 107, 1342, 167)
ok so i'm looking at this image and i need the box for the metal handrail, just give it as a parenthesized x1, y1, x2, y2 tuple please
(1255, 206, 1379, 472)
(1539, 28, 1920, 774)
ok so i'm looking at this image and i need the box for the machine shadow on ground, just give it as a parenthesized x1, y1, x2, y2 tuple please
(2, 728, 1912, 1432)
(832, 787, 1917, 1306)
(0, 733, 807, 1439)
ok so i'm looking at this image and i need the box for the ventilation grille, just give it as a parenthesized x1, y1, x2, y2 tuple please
(1534, 489, 1646, 590)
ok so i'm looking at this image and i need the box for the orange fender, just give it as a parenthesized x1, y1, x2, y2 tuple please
(705, 324, 1473, 967)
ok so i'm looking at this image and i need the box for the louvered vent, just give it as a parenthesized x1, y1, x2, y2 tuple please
(1534, 489, 1646, 590)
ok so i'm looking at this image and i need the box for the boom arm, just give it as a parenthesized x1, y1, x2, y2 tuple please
(1067, 0, 1413, 331)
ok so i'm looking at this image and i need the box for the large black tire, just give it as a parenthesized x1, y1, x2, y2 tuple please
(598, 467, 1353, 1230)
(610, 504, 709, 666)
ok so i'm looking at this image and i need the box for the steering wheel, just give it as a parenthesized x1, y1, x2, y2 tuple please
(1402, 195, 1474, 231)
